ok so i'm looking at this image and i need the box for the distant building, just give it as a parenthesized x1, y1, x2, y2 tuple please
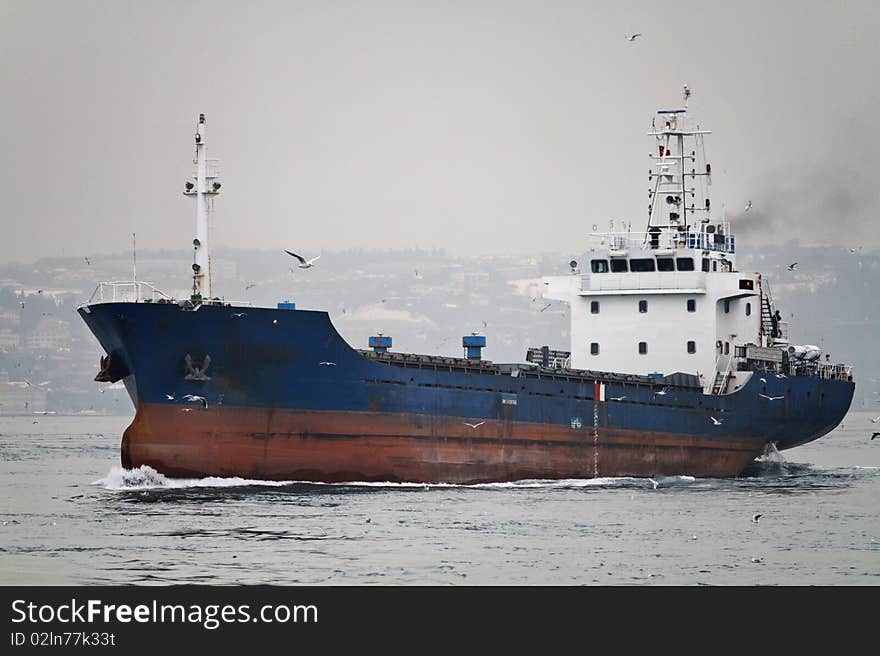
(0, 311, 21, 326)
(211, 258, 237, 280)
(0, 372, 48, 414)
(26, 318, 72, 351)
(0, 328, 19, 350)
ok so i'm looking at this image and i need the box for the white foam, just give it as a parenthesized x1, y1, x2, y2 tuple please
(93, 466, 700, 491)
(473, 477, 638, 489)
(94, 466, 295, 490)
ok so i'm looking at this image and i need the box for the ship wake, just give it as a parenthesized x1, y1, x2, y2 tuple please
(93, 466, 697, 491)
(94, 466, 296, 491)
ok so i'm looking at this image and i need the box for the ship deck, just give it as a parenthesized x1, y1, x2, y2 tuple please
(356, 349, 702, 390)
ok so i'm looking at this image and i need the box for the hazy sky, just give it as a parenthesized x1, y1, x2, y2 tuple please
(2, 0, 879, 263)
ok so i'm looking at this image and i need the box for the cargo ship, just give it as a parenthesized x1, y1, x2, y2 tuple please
(78, 96, 854, 483)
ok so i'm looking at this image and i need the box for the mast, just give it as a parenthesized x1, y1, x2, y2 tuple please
(183, 113, 221, 302)
(645, 88, 712, 239)
(132, 232, 137, 285)
(680, 133, 686, 227)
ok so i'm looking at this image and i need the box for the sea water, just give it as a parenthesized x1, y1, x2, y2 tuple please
(1, 413, 878, 585)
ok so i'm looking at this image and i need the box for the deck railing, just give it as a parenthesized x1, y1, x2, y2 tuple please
(85, 281, 172, 305)
(786, 361, 854, 381)
(587, 223, 734, 254)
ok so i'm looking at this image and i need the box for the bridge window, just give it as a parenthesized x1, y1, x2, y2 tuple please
(610, 259, 628, 273)
(724, 299, 730, 313)
(630, 258, 655, 272)
(724, 342, 730, 355)
(638, 341, 648, 354)
(638, 300, 648, 313)
(657, 258, 675, 272)
(687, 299, 696, 312)
(591, 259, 609, 273)
(745, 302, 752, 316)
(677, 257, 695, 271)
(687, 341, 696, 354)
(590, 342, 600, 355)
(702, 258, 711, 272)
(590, 301, 600, 314)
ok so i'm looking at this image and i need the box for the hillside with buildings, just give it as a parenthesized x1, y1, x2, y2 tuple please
(0, 243, 876, 415)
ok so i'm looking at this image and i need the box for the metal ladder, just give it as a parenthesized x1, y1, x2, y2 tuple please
(759, 278, 777, 344)
(710, 356, 732, 395)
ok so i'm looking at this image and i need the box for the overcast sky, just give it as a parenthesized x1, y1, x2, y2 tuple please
(2, 0, 879, 263)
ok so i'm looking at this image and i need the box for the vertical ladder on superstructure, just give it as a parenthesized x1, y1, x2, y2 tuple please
(759, 278, 784, 346)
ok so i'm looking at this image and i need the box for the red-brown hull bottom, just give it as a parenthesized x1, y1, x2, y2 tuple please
(121, 403, 767, 483)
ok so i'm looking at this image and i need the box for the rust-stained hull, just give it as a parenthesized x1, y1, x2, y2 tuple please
(78, 301, 854, 483)
(122, 403, 766, 483)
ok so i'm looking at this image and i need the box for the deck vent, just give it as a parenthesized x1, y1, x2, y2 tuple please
(369, 335, 392, 353)
(463, 334, 487, 360)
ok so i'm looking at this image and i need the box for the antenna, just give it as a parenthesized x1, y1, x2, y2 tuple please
(132, 232, 137, 285)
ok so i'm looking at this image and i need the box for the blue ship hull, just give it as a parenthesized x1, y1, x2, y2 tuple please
(78, 301, 854, 483)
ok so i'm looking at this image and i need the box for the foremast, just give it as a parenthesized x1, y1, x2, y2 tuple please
(183, 113, 221, 303)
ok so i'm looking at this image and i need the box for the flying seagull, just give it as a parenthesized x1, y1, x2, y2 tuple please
(710, 416, 723, 425)
(84, 257, 91, 265)
(625, 33, 642, 41)
(165, 394, 175, 400)
(463, 421, 485, 429)
(752, 513, 763, 523)
(744, 200, 752, 212)
(787, 262, 798, 271)
(231, 313, 247, 318)
(318, 361, 336, 366)
(285, 250, 321, 268)
(759, 377, 767, 383)
(759, 394, 785, 401)
(872, 432, 880, 440)
(653, 388, 668, 397)
(869, 416, 879, 423)
(539, 303, 552, 312)
(182, 394, 208, 408)
(244, 283, 256, 290)
(609, 396, 627, 401)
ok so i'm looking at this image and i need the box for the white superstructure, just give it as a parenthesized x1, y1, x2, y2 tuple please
(544, 91, 789, 394)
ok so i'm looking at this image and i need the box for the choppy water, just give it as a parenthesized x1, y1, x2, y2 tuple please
(1, 412, 878, 585)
